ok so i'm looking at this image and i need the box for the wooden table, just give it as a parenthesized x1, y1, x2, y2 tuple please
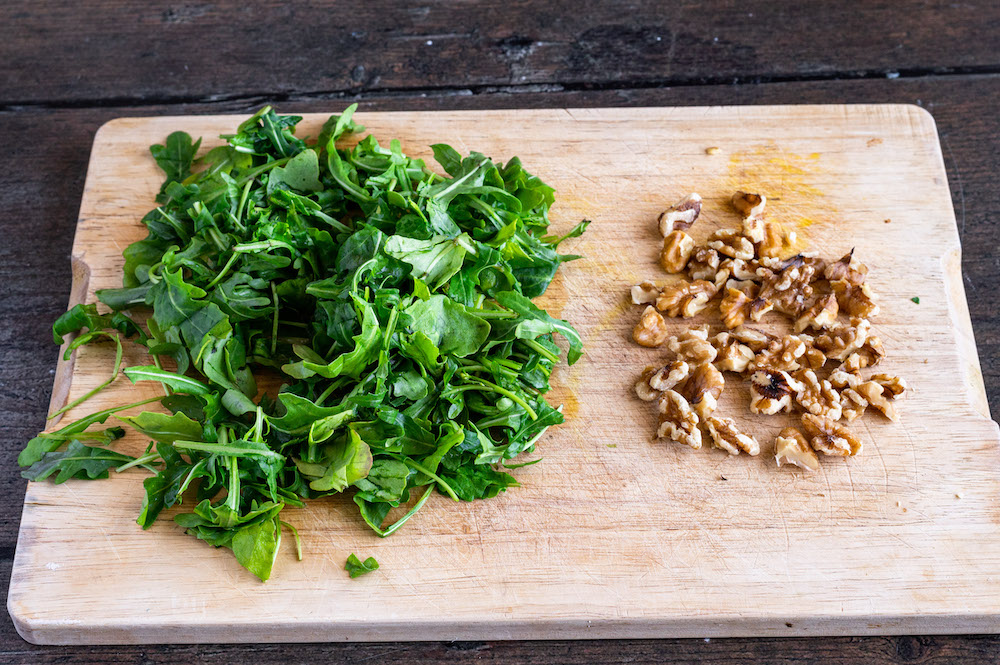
(2, 1, 998, 662)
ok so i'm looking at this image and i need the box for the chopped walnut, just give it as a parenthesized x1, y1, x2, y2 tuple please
(656, 280, 718, 318)
(774, 427, 820, 472)
(705, 416, 760, 456)
(680, 362, 725, 420)
(666, 328, 718, 364)
(720, 286, 752, 329)
(840, 388, 867, 422)
(720, 258, 759, 281)
(871, 374, 907, 398)
(829, 368, 862, 390)
(687, 247, 721, 281)
(656, 390, 702, 449)
(757, 262, 816, 317)
(749, 370, 803, 415)
(730, 326, 777, 352)
(794, 333, 828, 369)
(712, 332, 755, 373)
(832, 279, 880, 318)
(792, 369, 843, 421)
(732, 191, 766, 219)
(660, 230, 695, 274)
(857, 380, 899, 422)
(707, 229, 755, 261)
(741, 215, 766, 244)
(794, 294, 839, 333)
(751, 334, 809, 372)
(757, 222, 785, 258)
(658, 192, 703, 236)
(634, 361, 693, 401)
(814, 318, 871, 361)
(801, 413, 862, 456)
(633, 306, 670, 347)
(824, 249, 868, 286)
(630, 281, 660, 305)
(841, 335, 886, 372)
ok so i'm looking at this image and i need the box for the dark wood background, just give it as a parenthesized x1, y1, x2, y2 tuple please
(2, 1, 999, 662)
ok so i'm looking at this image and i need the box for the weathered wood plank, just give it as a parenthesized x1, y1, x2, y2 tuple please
(2, 1, 999, 105)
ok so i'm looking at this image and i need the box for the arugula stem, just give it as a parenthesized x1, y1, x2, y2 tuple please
(48, 332, 124, 420)
(115, 451, 161, 473)
(280, 520, 303, 560)
(467, 309, 517, 319)
(522, 338, 560, 363)
(390, 456, 459, 502)
(454, 375, 538, 420)
(234, 179, 252, 231)
(205, 251, 241, 290)
(378, 484, 435, 538)
(270, 282, 279, 356)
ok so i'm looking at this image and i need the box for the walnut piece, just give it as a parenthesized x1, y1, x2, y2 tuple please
(814, 318, 871, 361)
(801, 413, 862, 456)
(732, 191, 766, 219)
(666, 327, 718, 364)
(712, 332, 755, 373)
(705, 416, 760, 456)
(720, 258, 759, 281)
(720, 286, 753, 329)
(751, 334, 808, 372)
(757, 262, 816, 317)
(757, 221, 785, 258)
(824, 249, 868, 286)
(857, 380, 899, 422)
(658, 192, 703, 236)
(634, 361, 692, 401)
(841, 335, 885, 372)
(687, 247, 721, 281)
(656, 280, 718, 318)
(707, 229, 755, 261)
(749, 370, 803, 415)
(840, 388, 867, 422)
(680, 362, 725, 420)
(630, 281, 660, 305)
(660, 230, 695, 273)
(792, 369, 843, 421)
(774, 427, 820, 471)
(832, 279, 880, 318)
(872, 374, 907, 398)
(656, 390, 702, 449)
(794, 294, 839, 332)
(633, 306, 670, 347)
(730, 326, 777, 352)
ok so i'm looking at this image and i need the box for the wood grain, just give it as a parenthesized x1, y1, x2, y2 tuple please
(7, 105, 1000, 644)
(3, 1, 1000, 106)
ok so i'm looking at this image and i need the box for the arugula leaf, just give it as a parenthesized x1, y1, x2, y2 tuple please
(405, 295, 490, 357)
(21, 440, 135, 483)
(345, 553, 379, 578)
(150, 131, 201, 202)
(384, 234, 473, 291)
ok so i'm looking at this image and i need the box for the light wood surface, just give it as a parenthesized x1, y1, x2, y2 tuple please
(8, 106, 1000, 644)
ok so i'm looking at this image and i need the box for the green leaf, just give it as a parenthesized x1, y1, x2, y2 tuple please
(117, 410, 204, 443)
(123, 366, 211, 395)
(270, 148, 323, 192)
(494, 290, 583, 365)
(295, 430, 373, 492)
(21, 440, 135, 483)
(405, 295, 490, 358)
(384, 234, 473, 291)
(267, 393, 355, 435)
(232, 516, 282, 582)
(150, 131, 201, 201)
(345, 553, 379, 578)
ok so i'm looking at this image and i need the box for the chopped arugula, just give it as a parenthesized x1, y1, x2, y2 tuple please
(20, 106, 587, 581)
(345, 553, 380, 578)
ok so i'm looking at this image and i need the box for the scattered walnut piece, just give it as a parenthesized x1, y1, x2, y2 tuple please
(840, 335, 885, 372)
(824, 249, 868, 286)
(857, 380, 899, 422)
(757, 263, 816, 318)
(794, 294, 839, 333)
(814, 318, 871, 361)
(749, 370, 803, 415)
(720, 286, 753, 329)
(634, 367, 662, 401)
(656, 280, 718, 318)
(752, 334, 809, 372)
(658, 192, 703, 236)
(774, 427, 820, 472)
(712, 332, 755, 373)
(660, 230, 695, 274)
(801, 413, 862, 456)
(687, 248, 721, 281)
(656, 390, 702, 449)
(707, 229, 755, 260)
(792, 369, 843, 421)
(871, 374, 907, 398)
(680, 363, 725, 420)
(732, 191, 766, 219)
(666, 327, 718, 364)
(720, 258, 759, 282)
(757, 222, 785, 258)
(840, 388, 868, 422)
(832, 279, 880, 319)
(730, 326, 777, 352)
(633, 306, 669, 347)
(635, 361, 693, 401)
(705, 416, 760, 456)
(630, 281, 660, 305)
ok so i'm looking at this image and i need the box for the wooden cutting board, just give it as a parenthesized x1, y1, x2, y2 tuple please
(9, 106, 1000, 644)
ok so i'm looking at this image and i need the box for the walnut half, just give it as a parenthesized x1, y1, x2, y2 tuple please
(656, 390, 702, 449)
(801, 413, 862, 457)
(633, 306, 669, 347)
(658, 192, 703, 236)
(660, 230, 695, 273)
(705, 416, 760, 456)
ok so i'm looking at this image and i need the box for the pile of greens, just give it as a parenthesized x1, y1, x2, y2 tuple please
(19, 106, 587, 581)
